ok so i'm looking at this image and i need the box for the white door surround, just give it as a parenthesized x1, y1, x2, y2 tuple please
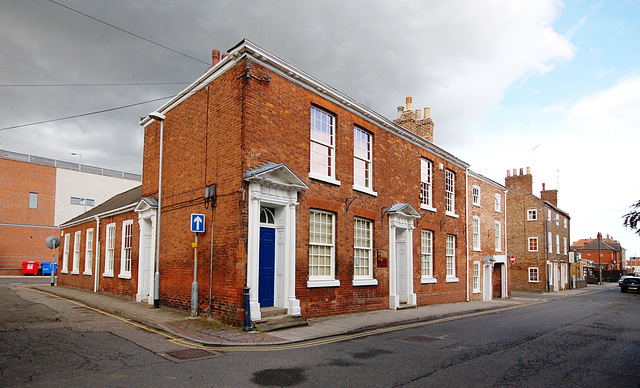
(387, 203, 420, 310)
(244, 163, 308, 321)
(134, 198, 158, 304)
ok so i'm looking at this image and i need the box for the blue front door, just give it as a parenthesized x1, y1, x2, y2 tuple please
(259, 227, 276, 307)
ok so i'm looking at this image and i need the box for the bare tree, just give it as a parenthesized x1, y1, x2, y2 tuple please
(623, 200, 640, 235)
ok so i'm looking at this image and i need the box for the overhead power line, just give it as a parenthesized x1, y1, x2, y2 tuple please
(0, 96, 173, 131)
(48, 0, 209, 66)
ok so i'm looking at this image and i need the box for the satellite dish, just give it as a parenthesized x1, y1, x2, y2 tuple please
(46, 236, 60, 249)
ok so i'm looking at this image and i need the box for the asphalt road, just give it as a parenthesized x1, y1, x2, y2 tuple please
(1, 277, 638, 387)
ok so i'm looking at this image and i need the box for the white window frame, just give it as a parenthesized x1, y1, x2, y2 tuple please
(494, 193, 501, 212)
(119, 220, 133, 279)
(548, 232, 553, 253)
(353, 127, 376, 196)
(353, 218, 377, 286)
(420, 158, 435, 211)
(564, 218, 567, 229)
(556, 234, 560, 254)
(547, 209, 551, 221)
(527, 209, 537, 221)
(445, 170, 457, 217)
(29, 192, 38, 209)
(104, 223, 116, 277)
(446, 234, 458, 282)
(84, 228, 93, 275)
(472, 261, 481, 293)
(495, 221, 502, 252)
(72, 231, 81, 274)
(528, 267, 539, 282)
(528, 237, 538, 252)
(472, 216, 481, 251)
(62, 233, 70, 273)
(308, 210, 339, 287)
(309, 106, 340, 186)
(563, 237, 568, 255)
(472, 185, 481, 206)
(421, 230, 436, 283)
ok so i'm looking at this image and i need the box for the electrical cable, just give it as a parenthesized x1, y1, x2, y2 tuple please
(0, 96, 173, 131)
(48, 0, 209, 65)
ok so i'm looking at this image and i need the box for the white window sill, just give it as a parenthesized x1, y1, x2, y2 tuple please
(118, 273, 132, 280)
(472, 290, 481, 294)
(309, 172, 341, 186)
(352, 185, 378, 197)
(473, 248, 482, 252)
(61, 269, 68, 274)
(70, 270, 79, 275)
(307, 279, 340, 288)
(446, 212, 459, 218)
(103, 273, 114, 278)
(473, 203, 481, 207)
(83, 270, 92, 276)
(421, 277, 437, 284)
(420, 204, 437, 212)
(446, 276, 460, 283)
(352, 278, 378, 287)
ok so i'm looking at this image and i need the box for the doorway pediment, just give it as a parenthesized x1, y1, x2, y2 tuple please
(244, 162, 309, 191)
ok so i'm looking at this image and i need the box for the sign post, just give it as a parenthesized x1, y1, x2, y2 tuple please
(190, 214, 205, 318)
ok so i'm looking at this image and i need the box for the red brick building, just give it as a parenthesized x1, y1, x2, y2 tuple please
(467, 171, 509, 301)
(571, 234, 626, 272)
(0, 150, 140, 275)
(505, 167, 571, 292)
(59, 40, 511, 325)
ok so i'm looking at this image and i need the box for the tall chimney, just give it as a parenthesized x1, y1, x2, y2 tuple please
(406, 96, 413, 111)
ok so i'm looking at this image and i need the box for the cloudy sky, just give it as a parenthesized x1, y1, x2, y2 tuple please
(2, 0, 639, 257)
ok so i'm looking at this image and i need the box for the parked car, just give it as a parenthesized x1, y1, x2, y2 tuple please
(620, 277, 640, 293)
(619, 275, 635, 286)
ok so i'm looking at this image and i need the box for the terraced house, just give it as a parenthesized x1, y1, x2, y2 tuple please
(58, 39, 511, 326)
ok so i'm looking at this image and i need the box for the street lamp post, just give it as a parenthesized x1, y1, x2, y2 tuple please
(545, 218, 560, 292)
(597, 232, 602, 285)
(148, 111, 165, 308)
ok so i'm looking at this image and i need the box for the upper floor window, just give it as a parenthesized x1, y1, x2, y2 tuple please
(445, 170, 456, 215)
(494, 193, 501, 212)
(528, 237, 538, 252)
(119, 220, 133, 279)
(527, 209, 537, 221)
(308, 210, 339, 287)
(310, 107, 339, 184)
(564, 218, 568, 229)
(495, 221, 502, 252)
(548, 232, 553, 253)
(472, 217, 481, 251)
(353, 127, 376, 195)
(71, 197, 95, 207)
(556, 234, 560, 254)
(563, 237, 568, 255)
(29, 192, 38, 209)
(529, 267, 539, 283)
(420, 159, 434, 210)
(547, 209, 552, 221)
(472, 186, 481, 206)
(353, 218, 376, 286)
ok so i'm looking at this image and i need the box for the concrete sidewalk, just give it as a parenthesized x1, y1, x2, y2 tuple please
(25, 283, 613, 347)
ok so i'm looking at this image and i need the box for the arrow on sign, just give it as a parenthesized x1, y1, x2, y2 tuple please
(193, 216, 203, 229)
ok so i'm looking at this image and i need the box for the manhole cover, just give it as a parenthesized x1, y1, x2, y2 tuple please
(166, 348, 215, 360)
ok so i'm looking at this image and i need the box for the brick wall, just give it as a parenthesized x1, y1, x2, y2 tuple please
(0, 158, 57, 275)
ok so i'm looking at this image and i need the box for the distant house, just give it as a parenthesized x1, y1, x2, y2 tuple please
(0, 150, 141, 275)
(505, 168, 571, 292)
(571, 234, 626, 272)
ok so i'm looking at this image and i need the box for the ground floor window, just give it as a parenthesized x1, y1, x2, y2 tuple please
(119, 220, 133, 279)
(104, 223, 116, 277)
(353, 218, 376, 286)
(421, 230, 435, 283)
(473, 261, 481, 293)
(529, 267, 539, 282)
(308, 210, 337, 287)
(446, 234, 457, 281)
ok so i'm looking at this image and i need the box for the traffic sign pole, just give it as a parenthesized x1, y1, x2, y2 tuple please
(191, 232, 199, 318)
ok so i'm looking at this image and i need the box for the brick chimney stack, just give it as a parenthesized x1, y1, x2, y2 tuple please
(393, 96, 434, 142)
(505, 167, 533, 194)
(541, 183, 559, 207)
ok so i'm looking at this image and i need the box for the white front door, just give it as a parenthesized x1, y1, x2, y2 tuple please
(396, 229, 408, 303)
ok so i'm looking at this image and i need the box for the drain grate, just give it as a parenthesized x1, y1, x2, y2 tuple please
(166, 348, 215, 361)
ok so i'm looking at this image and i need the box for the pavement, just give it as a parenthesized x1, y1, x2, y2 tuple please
(21, 281, 615, 347)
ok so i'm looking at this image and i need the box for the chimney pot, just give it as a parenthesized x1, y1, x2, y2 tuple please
(519, 168, 524, 175)
(527, 166, 531, 175)
(513, 168, 517, 176)
(424, 107, 430, 119)
(212, 49, 221, 66)
(406, 96, 412, 111)
(507, 170, 511, 177)
(416, 110, 421, 119)
(542, 183, 546, 190)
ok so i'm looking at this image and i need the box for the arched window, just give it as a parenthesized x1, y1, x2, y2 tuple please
(260, 207, 276, 224)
